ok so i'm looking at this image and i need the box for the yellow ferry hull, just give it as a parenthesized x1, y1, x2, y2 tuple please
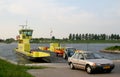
(15, 48, 50, 61)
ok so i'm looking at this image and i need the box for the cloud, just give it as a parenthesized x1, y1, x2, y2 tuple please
(8, 4, 27, 15)
(0, 0, 7, 14)
(1, 0, 98, 38)
(1, 0, 120, 38)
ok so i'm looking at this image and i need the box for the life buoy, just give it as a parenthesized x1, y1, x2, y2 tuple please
(16, 35, 20, 40)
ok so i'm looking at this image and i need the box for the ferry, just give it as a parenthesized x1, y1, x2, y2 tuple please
(15, 25, 50, 62)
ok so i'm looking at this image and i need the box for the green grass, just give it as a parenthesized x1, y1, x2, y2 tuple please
(105, 45, 120, 51)
(0, 58, 46, 77)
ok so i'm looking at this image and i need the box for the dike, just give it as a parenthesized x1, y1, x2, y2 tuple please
(100, 50, 120, 54)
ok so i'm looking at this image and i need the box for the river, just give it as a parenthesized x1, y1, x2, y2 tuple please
(0, 43, 120, 63)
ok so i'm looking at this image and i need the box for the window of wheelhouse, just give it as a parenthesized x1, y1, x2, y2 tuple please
(19, 30, 33, 36)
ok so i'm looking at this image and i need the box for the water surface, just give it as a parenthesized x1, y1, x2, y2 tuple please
(0, 43, 120, 63)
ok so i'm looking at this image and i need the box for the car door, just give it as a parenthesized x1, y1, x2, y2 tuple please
(71, 53, 79, 68)
(77, 53, 86, 69)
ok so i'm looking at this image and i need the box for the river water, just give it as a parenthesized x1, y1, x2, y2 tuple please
(0, 43, 120, 63)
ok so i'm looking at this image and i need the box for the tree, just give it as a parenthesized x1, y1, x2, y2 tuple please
(78, 34, 82, 40)
(110, 34, 114, 40)
(72, 34, 76, 40)
(0, 39, 4, 42)
(88, 34, 92, 40)
(94, 34, 98, 40)
(69, 33, 72, 40)
(76, 33, 79, 40)
(5, 38, 15, 43)
(116, 34, 120, 40)
(51, 36, 55, 40)
(85, 33, 88, 40)
(82, 34, 85, 40)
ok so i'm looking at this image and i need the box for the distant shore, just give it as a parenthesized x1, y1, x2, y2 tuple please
(100, 45, 120, 54)
(100, 50, 120, 54)
(1, 40, 120, 44)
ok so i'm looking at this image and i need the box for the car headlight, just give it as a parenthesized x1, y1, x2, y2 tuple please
(96, 63, 101, 66)
(92, 63, 101, 66)
(91, 63, 96, 66)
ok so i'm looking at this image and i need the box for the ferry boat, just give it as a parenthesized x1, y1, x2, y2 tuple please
(15, 25, 50, 62)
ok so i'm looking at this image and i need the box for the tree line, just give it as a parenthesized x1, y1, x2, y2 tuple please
(69, 33, 120, 40)
(0, 38, 15, 43)
(0, 33, 120, 43)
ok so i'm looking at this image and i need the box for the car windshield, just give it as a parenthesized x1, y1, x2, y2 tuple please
(69, 48, 76, 52)
(84, 53, 102, 59)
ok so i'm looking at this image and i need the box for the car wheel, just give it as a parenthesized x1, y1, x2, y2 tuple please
(70, 63, 75, 69)
(86, 65, 93, 74)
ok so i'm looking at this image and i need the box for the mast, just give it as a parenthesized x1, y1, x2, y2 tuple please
(19, 20, 28, 29)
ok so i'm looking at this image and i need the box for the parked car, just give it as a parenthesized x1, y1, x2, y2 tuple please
(68, 50, 115, 74)
(63, 47, 76, 59)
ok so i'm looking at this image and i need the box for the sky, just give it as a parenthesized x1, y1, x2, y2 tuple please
(0, 0, 120, 39)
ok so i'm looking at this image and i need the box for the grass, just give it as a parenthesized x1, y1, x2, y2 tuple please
(105, 45, 120, 51)
(0, 58, 47, 77)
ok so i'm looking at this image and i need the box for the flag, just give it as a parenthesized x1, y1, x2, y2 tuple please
(50, 30, 53, 36)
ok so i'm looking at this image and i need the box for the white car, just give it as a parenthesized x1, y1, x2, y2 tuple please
(68, 50, 115, 74)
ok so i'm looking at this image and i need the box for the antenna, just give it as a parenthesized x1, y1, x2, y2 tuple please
(50, 27, 53, 37)
(19, 20, 28, 29)
(25, 20, 28, 29)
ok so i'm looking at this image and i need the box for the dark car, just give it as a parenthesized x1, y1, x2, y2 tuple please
(63, 47, 76, 59)
(68, 50, 115, 74)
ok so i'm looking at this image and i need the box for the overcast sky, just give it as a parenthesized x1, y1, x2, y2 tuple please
(0, 0, 120, 39)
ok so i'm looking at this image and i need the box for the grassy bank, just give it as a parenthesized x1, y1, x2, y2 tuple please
(105, 45, 120, 50)
(100, 45, 120, 54)
(0, 58, 46, 77)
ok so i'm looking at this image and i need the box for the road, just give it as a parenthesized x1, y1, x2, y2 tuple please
(28, 61, 120, 77)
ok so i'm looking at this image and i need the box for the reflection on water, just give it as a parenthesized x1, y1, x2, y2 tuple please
(0, 43, 120, 64)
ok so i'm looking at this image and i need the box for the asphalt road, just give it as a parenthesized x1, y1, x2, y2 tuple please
(28, 61, 120, 77)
